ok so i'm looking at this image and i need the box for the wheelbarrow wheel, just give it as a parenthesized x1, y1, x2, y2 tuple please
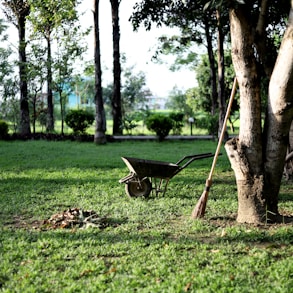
(125, 178, 152, 198)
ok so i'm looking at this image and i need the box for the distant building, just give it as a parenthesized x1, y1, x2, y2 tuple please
(50, 88, 168, 110)
(56, 92, 94, 109)
(144, 94, 168, 110)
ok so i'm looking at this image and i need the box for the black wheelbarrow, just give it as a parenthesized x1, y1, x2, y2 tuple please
(119, 153, 215, 198)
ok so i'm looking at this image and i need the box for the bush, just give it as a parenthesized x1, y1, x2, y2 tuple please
(0, 120, 9, 139)
(196, 113, 218, 136)
(65, 109, 94, 134)
(145, 114, 173, 141)
(169, 112, 184, 135)
(122, 113, 138, 135)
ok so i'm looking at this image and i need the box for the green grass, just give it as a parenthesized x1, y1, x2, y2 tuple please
(0, 140, 292, 292)
(26, 117, 239, 136)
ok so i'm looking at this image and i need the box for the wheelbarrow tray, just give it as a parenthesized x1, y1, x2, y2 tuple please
(119, 153, 216, 198)
(121, 157, 180, 179)
(121, 152, 214, 180)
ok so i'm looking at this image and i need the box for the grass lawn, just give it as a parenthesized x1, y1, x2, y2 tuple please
(32, 117, 239, 136)
(0, 140, 292, 292)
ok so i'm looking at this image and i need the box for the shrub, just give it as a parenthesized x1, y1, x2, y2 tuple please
(169, 112, 184, 135)
(122, 113, 138, 135)
(146, 114, 173, 141)
(196, 113, 218, 136)
(65, 109, 94, 134)
(0, 120, 9, 139)
(37, 109, 48, 130)
(207, 115, 219, 136)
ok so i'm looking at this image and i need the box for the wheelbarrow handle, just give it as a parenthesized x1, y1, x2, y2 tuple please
(175, 153, 213, 165)
(174, 153, 218, 176)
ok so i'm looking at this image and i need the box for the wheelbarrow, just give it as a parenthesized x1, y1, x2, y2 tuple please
(119, 153, 215, 198)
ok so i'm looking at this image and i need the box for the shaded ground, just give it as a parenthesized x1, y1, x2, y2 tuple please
(5, 209, 292, 232)
(3, 132, 216, 142)
(3, 208, 126, 231)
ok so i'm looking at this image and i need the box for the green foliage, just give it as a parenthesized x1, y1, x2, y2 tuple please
(166, 86, 192, 116)
(195, 112, 219, 136)
(169, 112, 184, 135)
(122, 65, 149, 113)
(65, 109, 94, 134)
(186, 53, 237, 114)
(37, 108, 47, 129)
(0, 140, 292, 292)
(0, 96, 20, 133)
(0, 119, 9, 138)
(122, 113, 138, 135)
(146, 113, 173, 140)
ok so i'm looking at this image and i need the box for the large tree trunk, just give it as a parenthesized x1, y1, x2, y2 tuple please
(226, 3, 293, 223)
(110, 0, 122, 135)
(225, 5, 265, 224)
(94, 0, 107, 144)
(263, 7, 293, 216)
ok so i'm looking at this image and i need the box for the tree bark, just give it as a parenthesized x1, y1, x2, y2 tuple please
(263, 6, 293, 215)
(94, 0, 107, 144)
(226, 3, 293, 223)
(284, 121, 293, 179)
(18, 2, 31, 135)
(110, 0, 122, 135)
(203, 15, 217, 116)
(226, 5, 265, 224)
(216, 9, 227, 140)
(225, 138, 266, 223)
(46, 36, 54, 132)
(254, 0, 275, 78)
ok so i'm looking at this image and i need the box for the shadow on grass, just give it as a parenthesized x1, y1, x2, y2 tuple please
(2, 213, 293, 250)
(279, 193, 293, 202)
(0, 176, 119, 187)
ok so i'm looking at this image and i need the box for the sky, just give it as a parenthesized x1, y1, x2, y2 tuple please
(1, 0, 196, 98)
(81, 0, 196, 97)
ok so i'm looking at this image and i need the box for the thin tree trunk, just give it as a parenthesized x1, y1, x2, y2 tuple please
(216, 9, 227, 140)
(254, 0, 275, 78)
(59, 90, 64, 135)
(94, 0, 107, 144)
(111, 0, 122, 135)
(32, 96, 36, 134)
(46, 36, 54, 132)
(204, 15, 217, 116)
(18, 7, 30, 135)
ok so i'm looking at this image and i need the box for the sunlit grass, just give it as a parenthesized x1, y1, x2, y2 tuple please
(0, 140, 292, 292)
(17, 117, 239, 136)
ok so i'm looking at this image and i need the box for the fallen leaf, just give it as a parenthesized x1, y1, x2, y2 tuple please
(184, 282, 192, 292)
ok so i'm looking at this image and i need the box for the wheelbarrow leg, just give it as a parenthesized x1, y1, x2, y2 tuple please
(151, 178, 170, 196)
(161, 179, 170, 196)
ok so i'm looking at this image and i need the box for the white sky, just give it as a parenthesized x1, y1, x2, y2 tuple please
(81, 0, 196, 97)
(1, 0, 196, 97)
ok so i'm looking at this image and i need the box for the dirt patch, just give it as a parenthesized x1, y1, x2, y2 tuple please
(3, 215, 42, 229)
(4, 208, 123, 231)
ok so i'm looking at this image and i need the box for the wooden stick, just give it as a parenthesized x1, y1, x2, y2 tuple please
(191, 77, 238, 218)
